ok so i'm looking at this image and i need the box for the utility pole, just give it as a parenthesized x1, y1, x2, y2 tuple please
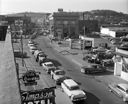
(20, 29, 24, 66)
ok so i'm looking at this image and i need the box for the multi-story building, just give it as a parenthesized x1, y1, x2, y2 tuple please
(78, 20, 100, 35)
(53, 9, 79, 39)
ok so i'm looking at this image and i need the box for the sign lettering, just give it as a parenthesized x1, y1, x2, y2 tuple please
(21, 89, 55, 102)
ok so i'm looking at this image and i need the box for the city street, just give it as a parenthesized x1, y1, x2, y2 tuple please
(32, 36, 126, 104)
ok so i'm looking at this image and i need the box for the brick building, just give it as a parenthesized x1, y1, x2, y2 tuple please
(78, 20, 100, 35)
(53, 10, 79, 39)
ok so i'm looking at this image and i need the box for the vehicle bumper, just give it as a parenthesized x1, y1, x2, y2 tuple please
(72, 97, 87, 102)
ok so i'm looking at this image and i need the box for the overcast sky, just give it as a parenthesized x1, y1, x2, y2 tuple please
(0, 0, 128, 14)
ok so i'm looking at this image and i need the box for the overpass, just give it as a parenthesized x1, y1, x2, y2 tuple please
(0, 31, 21, 104)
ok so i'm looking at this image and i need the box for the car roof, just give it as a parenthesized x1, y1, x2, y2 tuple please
(82, 64, 99, 68)
(118, 83, 128, 91)
(30, 46, 37, 49)
(44, 62, 53, 64)
(63, 79, 78, 87)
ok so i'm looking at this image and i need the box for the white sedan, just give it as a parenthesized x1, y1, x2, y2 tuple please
(108, 83, 128, 102)
(29, 46, 37, 54)
(42, 62, 56, 74)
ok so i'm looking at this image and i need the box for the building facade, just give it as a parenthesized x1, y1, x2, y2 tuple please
(78, 20, 100, 35)
(113, 48, 128, 81)
(100, 26, 128, 38)
(53, 10, 79, 39)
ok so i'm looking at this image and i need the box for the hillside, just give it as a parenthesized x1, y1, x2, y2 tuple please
(83, 10, 128, 26)
(6, 12, 51, 18)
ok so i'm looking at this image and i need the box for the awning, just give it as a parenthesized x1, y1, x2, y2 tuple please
(114, 52, 128, 58)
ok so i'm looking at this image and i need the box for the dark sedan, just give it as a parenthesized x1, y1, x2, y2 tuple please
(80, 64, 106, 74)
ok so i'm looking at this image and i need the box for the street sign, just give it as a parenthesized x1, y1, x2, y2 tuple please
(21, 88, 55, 102)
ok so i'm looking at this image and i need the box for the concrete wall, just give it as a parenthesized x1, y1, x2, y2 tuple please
(0, 33, 21, 104)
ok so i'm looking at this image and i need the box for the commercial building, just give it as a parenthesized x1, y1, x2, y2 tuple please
(53, 9, 79, 39)
(100, 26, 128, 38)
(79, 34, 110, 49)
(78, 20, 100, 35)
(113, 48, 128, 81)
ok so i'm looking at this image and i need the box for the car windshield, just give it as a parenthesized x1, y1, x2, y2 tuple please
(39, 54, 45, 57)
(47, 63, 53, 67)
(32, 48, 37, 50)
(70, 86, 80, 90)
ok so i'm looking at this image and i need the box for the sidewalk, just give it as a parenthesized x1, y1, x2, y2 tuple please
(49, 37, 128, 86)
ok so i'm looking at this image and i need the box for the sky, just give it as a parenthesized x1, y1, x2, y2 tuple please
(0, 0, 128, 14)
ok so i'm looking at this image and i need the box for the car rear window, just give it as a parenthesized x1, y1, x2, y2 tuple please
(70, 85, 80, 90)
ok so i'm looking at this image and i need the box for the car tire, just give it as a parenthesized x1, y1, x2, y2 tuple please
(39, 62, 42, 66)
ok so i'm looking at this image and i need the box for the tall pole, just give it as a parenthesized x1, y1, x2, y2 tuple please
(83, 12, 85, 36)
(20, 29, 24, 66)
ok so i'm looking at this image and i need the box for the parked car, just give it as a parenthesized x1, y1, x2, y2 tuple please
(108, 83, 128, 102)
(42, 62, 56, 74)
(87, 55, 101, 64)
(80, 64, 106, 74)
(118, 43, 128, 50)
(51, 68, 66, 84)
(29, 46, 38, 54)
(28, 39, 34, 44)
(38, 53, 47, 66)
(61, 79, 86, 102)
(34, 50, 45, 62)
(101, 59, 114, 67)
(54, 76, 71, 85)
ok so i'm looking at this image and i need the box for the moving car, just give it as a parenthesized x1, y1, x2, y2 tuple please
(80, 64, 106, 74)
(42, 62, 56, 74)
(108, 83, 128, 102)
(51, 69, 66, 84)
(61, 79, 86, 102)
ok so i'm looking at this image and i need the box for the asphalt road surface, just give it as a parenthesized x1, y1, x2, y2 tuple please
(30, 36, 125, 104)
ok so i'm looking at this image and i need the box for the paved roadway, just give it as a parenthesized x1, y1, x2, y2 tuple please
(33, 36, 126, 104)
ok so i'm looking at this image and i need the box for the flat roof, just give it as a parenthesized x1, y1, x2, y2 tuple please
(115, 52, 128, 58)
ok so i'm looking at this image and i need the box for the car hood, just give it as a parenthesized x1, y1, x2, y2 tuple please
(39, 57, 45, 60)
(55, 75, 65, 80)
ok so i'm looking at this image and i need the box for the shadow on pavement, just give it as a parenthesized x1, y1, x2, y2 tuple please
(72, 91, 100, 104)
(91, 70, 114, 76)
(85, 91, 100, 104)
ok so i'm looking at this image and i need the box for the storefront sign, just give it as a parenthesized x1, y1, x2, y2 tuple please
(21, 89, 55, 102)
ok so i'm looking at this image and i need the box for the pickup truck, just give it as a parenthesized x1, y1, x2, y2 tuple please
(51, 68, 65, 84)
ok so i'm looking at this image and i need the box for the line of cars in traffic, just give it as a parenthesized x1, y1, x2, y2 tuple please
(27, 39, 87, 102)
